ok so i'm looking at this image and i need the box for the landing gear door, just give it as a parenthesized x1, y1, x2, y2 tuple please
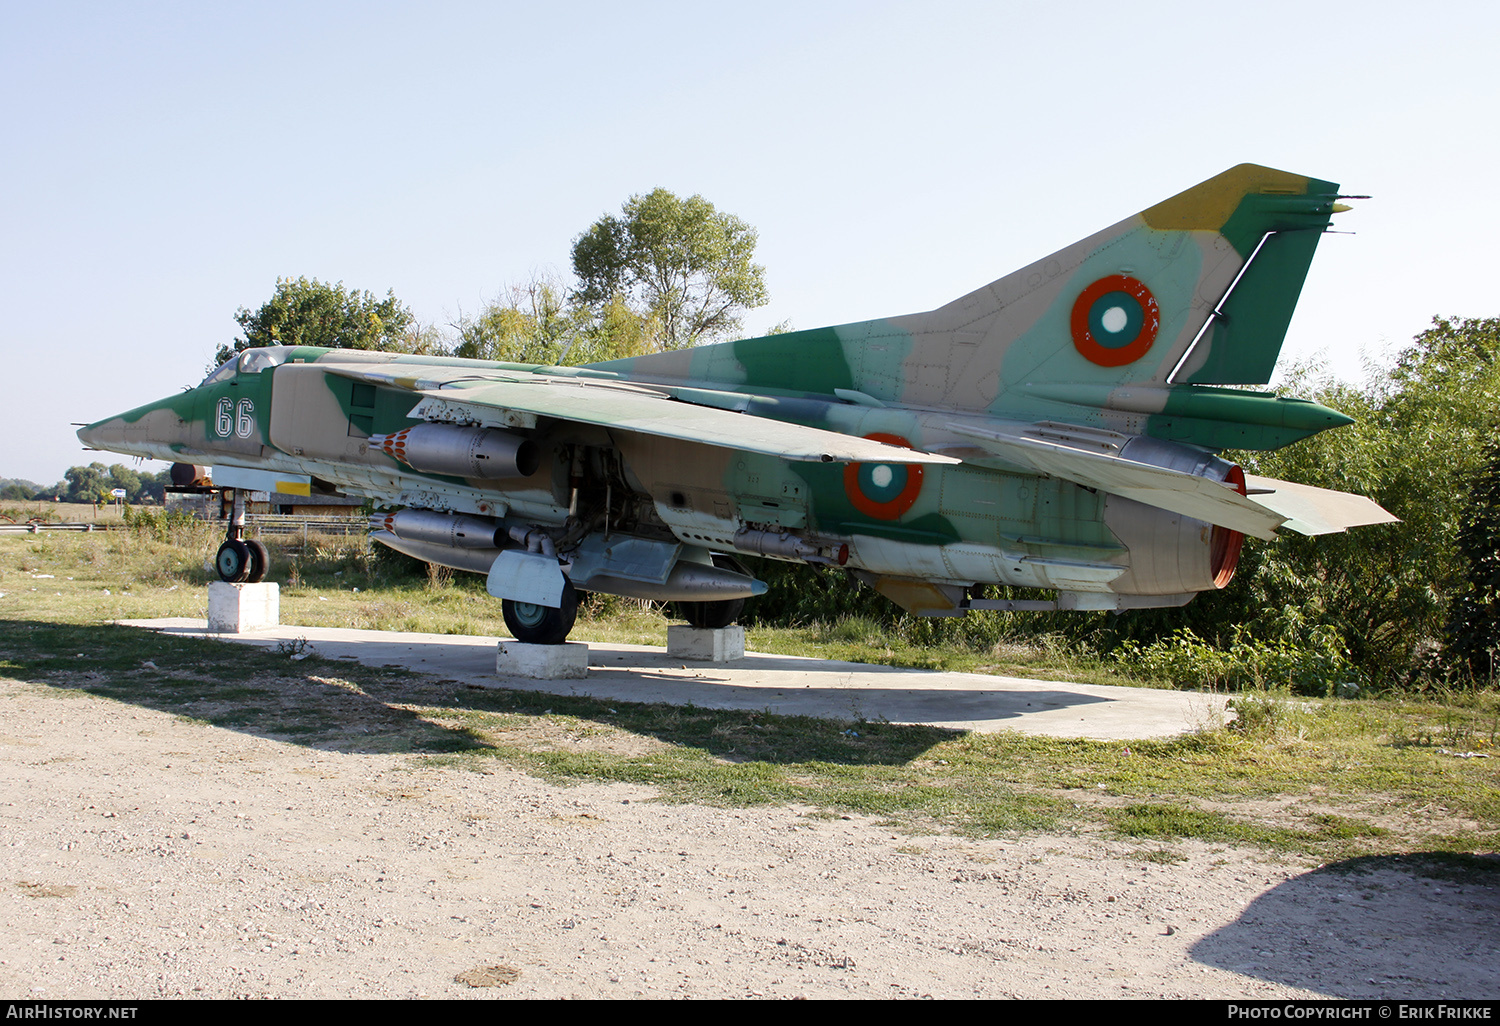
(487, 551, 567, 608)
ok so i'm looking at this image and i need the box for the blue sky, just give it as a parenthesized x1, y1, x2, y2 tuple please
(4, 0, 1497, 485)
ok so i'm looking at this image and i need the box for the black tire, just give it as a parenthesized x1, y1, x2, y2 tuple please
(216, 540, 252, 583)
(677, 597, 744, 630)
(245, 539, 270, 584)
(674, 553, 750, 629)
(502, 584, 579, 645)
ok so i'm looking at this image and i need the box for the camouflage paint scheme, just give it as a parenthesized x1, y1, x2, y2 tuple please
(79, 165, 1395, 634)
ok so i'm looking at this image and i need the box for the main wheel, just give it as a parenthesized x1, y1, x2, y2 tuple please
(677, 597, 744, 630)
(215, 540, 252, 583)
(245, 539, 270, 583)
(502, 584, 579, 645)
(673, 553, 749, 629)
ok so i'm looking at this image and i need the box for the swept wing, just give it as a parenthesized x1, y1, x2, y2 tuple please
(324, 362, 958, 467)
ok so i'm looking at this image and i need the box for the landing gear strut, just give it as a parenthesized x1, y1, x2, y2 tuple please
(215, 487, 268, 584)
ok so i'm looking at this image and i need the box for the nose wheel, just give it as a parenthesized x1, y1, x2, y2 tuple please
(215, 487, 269, 583)
(216, 539, 252, 583)
(215, 538, 269, 583)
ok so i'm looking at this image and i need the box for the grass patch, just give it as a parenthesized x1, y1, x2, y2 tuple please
(1106, 803, 1388, 850)
(3, 530, 1499, 858)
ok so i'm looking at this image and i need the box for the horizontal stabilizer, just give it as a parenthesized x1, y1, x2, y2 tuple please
(948, 421, 1288, 539)
(1242, 475, 1399, 535)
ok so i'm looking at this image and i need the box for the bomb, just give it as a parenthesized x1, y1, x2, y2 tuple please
(368, 424, 540, 480)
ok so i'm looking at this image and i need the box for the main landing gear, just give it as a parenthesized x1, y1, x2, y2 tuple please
(214, 487, 269, 584)
(496, 554, 753, 646)
(673, 554, 749, 630)
(501, 583, 579, 645)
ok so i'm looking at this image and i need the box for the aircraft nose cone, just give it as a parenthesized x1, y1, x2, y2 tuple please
(76, 421, 108, 449)
(77, 390, 199, 460)
(76, 415, 140, 457)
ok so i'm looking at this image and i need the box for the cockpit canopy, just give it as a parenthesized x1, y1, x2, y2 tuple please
(200, 346, 298, 387)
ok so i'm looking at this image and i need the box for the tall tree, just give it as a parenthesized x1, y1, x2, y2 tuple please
(214, 277, 420, 366)
(63, 463, 110, 503)
(1446, 433, 1500, 682)
(0, 478, 44, 501)
(571, 189, 768, 351)
(450, 274, 580, 365)
(105, 463, 142, 500)
(1227, 317, 1500, 685)
(452, 274, 662, 367)
(568, 295, 657, 364)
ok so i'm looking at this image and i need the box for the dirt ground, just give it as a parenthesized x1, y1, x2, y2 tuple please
(1, 677, 1496, 1000)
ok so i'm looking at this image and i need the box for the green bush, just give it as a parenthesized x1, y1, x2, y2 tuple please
(121, 504, 199, 542)
(1113, 625, 1363, 696)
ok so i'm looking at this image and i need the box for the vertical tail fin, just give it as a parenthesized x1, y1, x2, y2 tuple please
(597, 165, 1346, 433)
(1137, 164, 1344, 384)
(898, 163, 1344, 401)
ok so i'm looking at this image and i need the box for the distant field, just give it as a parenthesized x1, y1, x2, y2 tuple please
(0, 499, 129, 524)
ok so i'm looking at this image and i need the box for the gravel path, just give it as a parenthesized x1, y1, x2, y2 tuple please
(2, 678, 1496, 999)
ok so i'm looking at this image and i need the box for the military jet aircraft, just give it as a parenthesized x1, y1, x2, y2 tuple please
(78, 163, 1395, 644)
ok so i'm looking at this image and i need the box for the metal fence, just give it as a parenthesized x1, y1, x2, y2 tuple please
(0, 515, 367, 541)
(0, 522, 121, 534)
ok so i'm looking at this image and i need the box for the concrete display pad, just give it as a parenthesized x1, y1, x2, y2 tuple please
(497, 640, 590, 679)
(206, 582, 279, 633)
(120, 618, 1227, 741)
(667, 624, 745, 662)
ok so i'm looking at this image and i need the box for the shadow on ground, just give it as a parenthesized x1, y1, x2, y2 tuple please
(1, 620, 960, 766)
(1190, 853, 1500, 999)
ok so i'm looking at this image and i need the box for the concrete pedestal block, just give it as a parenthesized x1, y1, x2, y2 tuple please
(496, 640, 590, 679)
(207, 582, 280, 633)
(667, 625, 746, 662)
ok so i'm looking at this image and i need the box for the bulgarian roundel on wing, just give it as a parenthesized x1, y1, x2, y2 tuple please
(844, 433, 923, 520)
(1070, 274, 1160, 367)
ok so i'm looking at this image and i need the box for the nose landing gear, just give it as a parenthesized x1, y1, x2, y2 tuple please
(214, 487, 269, 584)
